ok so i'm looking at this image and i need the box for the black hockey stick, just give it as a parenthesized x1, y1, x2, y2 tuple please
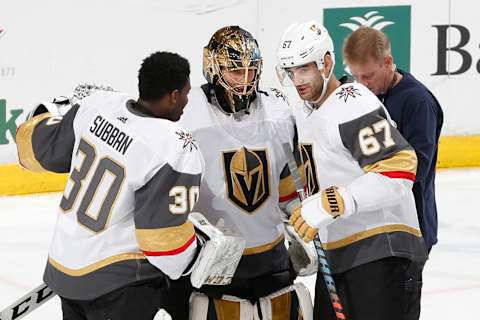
(282, 143, 346, 320)
(0, 283, 56, 320)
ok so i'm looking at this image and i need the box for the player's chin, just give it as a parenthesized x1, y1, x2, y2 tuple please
(296, 86, 311, 100)
(298, 90, 312, 101)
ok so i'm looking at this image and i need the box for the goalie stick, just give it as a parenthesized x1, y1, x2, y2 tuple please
(0, 283, 56, 320)
(282, 143, 347, 320)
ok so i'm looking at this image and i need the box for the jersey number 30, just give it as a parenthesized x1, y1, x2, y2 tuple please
(60, 138, 125, 233)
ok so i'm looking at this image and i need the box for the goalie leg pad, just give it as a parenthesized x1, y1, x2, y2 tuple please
(189, 292, 255, 320)
(257, 283, 313, 320)
(153, 309, 172, 320)
(189, 292, 209, 320)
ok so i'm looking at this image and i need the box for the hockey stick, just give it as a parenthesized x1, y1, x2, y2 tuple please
(282, 143, 346, 320)
(0, 283, 172, 320)
(0, 283, 56, 320)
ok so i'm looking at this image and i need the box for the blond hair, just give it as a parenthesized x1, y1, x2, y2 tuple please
(343, 27, 391, 65)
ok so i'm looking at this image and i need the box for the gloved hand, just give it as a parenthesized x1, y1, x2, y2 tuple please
(289, 186, 355, 242)
(187, 212, 246, 288)
(71, 83, 114, 105)
(25, 83, 115, 122)
(25, 96, 71, 121)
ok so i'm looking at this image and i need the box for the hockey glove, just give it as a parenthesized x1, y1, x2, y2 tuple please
(187, 212, 246, 288)
(285, 224, 319, 276)
(25, 96, 71, 121)
(71, 83, 114, 105)
(289, 187, 355, 242)
(25, 83, 114, 121)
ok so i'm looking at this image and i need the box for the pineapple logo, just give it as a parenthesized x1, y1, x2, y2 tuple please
(339, 11, 395, 75)
(323, 6, 411, 77)
(339, 11, 394, 32)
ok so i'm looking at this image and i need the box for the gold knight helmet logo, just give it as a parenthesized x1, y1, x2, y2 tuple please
(223, 147, 270, 213)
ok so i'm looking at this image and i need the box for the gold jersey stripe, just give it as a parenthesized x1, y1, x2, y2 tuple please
(136, 220, 195, 252)
(16, 113, 52, 173)
(363, 150, 417, 175)
(322, 224, 422, 250)
(243, 234, 285, 256)
(48, 252, 146, 276)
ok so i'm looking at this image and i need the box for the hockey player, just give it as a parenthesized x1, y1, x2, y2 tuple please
(16, 51, 245, 320)
(276, 22, 428, 320)
(167, 26, 314, 320)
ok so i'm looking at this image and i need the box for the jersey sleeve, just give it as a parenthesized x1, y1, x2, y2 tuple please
(16, 104, 80, 173)
(134, 148, 203, 280)
(338, 106, 418, 212)
(339, 106, 417, 181)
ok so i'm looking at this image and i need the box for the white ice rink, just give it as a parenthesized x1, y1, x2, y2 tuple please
(1, 168, 479, 319)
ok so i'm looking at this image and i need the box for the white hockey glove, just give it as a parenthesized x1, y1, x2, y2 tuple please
(281, 199, 318, 276)
(25, 83, 114, 122)
(188, 212, 246, 288)
(289, 187, 356, 242)
(285, 224, 318, 276)
(25, 96, 71, 121)
(71, 83, 114, 105)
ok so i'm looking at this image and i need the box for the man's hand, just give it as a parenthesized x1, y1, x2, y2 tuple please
(289, 187, 355, 242)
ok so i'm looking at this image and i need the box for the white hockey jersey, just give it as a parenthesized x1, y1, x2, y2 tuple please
(16, 91, 203, 300)
(178, 85, 299, 278)
(292, 82, 427, 273)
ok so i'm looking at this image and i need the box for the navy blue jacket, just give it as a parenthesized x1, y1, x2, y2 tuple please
(379, 70, 443, 250)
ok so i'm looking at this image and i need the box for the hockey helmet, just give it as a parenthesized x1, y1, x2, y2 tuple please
(276, 21, 335, 87)
(203, 26, 262, 113)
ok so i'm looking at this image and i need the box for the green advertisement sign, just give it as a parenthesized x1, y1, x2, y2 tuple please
(324, 5, 411, 78)
(0, 99, 23, 145)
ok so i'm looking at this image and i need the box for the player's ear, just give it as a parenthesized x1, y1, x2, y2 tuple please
(169, 89, 179, 106)
(324, 53, 334, 75)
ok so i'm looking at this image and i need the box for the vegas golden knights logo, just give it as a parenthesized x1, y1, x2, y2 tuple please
(223, 147, 270, 213)
(300, 143, 320, 195)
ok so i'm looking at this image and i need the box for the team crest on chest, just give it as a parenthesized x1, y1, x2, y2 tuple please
(336, 85, 361, 102)
(300, 143, 320, 196)
(222, 147, 270, 213)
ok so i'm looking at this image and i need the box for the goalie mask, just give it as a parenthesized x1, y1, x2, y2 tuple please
(203, 26, 262, 114)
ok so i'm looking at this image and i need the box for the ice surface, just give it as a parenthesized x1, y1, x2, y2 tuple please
(1, 168, 479, 319)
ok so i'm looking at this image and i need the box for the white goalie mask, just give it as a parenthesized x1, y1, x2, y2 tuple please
(276, 21, 335, 102)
